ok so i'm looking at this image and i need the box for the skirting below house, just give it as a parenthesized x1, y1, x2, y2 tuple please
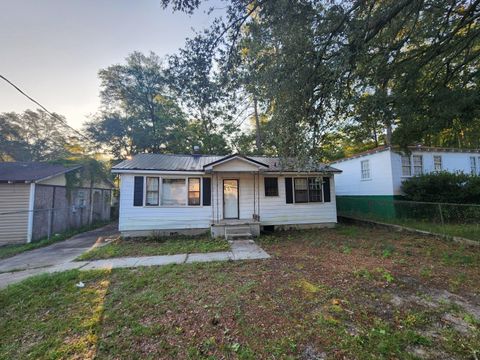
(121, 228, 210, 238)
(270, 222, 337, 231)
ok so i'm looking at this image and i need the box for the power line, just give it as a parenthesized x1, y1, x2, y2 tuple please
(0, 74, 92, 142)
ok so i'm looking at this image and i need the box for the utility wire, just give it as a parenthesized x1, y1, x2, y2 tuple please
(0, 74, 92, 142)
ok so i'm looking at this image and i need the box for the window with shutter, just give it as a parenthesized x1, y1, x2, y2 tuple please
(294, 178, 308, 203)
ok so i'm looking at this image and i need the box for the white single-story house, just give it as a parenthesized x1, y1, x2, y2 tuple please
(330, 145, 480, 216)
(112, 153, 341, 238)
(331, 145, 480, 197)
(0, 162, 113, 245)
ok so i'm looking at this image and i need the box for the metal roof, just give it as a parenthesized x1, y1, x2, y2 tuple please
(0, 162, 81, 183)
(112, 154, 341, 173)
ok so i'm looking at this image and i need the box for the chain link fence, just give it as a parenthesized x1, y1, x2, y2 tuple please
(337, 197, 480, 242)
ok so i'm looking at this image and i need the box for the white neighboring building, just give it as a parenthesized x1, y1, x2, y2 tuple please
(331, 146, 480, 198)
(112, 153, 342, 238)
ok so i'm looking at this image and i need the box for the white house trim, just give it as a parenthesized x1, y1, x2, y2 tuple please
(26, 183, 36, 243)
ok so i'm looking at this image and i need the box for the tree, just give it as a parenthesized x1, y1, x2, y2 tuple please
(86, 52, 193, 158)
(160, 0, 480, 159)
(0, 109, 71, 161)
(166, 34, 231, 154)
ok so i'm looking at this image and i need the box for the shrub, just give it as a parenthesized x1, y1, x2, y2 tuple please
(401, 172, 480, 204)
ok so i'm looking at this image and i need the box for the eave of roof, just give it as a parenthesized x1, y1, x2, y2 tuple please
(0, 163, 82, 183)
(203, 154, 269, 169)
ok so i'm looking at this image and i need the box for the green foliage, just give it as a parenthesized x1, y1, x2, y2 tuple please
(0, 109, 71, 161)
(85, 52, 217, 158)
(162, 0, 480, 158)
(402, 172, 480, 204)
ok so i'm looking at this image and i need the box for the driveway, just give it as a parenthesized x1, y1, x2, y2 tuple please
(0, 223, 118, 288)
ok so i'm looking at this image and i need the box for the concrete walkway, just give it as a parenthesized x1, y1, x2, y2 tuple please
(0, 237, 270, 289)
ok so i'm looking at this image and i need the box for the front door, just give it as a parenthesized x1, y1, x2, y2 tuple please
(223, 179, 239, 219)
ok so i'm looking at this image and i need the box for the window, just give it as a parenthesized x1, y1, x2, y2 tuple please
(308, 178, 323, 202)
(77, 190, 86, 208)
(293, 177, 323, 203)
(413, 155, 423, 175)
(146, 177, 159, 206)
(162, 178, 186, 206)
(188, 178, 201, 205)
(471, 157, 477, 175)
(401, 155, 411, 176)
(294, 178, 308, 203)
(433, 155, 442, 172)
(264, 177, 278, 196)
(361, 160, 370, 180)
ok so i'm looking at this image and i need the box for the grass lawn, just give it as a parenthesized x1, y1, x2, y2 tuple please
(393, 219, 480, 241)
(77, 234, 230, 261)
(341, 213, 480, 242)
(0, 221, 111, 260)
(1, 225, 479, 359)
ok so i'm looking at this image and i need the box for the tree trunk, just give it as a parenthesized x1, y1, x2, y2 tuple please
(385, 122, 392, 146)
(253, 97, 262, 153)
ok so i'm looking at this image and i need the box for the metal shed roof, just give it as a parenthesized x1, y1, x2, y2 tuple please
(112, 154, 341, 173)
(0, 162, 81, 183)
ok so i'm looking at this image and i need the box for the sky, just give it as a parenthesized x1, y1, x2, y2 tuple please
(0, 0, 222, 130)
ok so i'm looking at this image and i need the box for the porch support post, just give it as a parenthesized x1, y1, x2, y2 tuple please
(253, 172, 256, 218)
(257, 171, 260, 220)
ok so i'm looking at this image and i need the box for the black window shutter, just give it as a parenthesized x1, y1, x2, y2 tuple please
(323, 177, 331, 202)
(202, 177, 211, 206)
(133, 176, 144, 206)
(285, 177, 293, 203)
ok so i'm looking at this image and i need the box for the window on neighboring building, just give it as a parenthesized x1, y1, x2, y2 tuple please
(361, 160, 370, 180)
(308, 178, 323, 202)
(188, 178, 201, 205)
(264, 177, 278, 196)
(433, 155, 442, 172)
(162, 178, 186, 206)
(413, 155, 423, 175)
(471, 156, 478, 175)
(145, 177, 159, 206)
(77, 190, 86, 207)
(294, 178, 309, 203)
(401, 155, 411, 176)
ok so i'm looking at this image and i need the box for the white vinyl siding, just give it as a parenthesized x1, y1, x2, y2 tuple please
(361, 160, 371, 180)
(119, 174, 212, 232)
(118, 173, 338, 233)
(0, 184, 31, 245)
(260, 176, 337, 226)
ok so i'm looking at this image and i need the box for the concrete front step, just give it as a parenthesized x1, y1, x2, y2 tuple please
(225, 226, 251, 234)
(226, 233, 253, 241)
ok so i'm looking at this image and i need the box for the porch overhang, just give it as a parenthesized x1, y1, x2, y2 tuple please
(203, 154, 269, 173)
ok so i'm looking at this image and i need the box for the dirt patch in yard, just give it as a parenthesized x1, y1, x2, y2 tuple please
(1, 225, 478, 359)
(93, 225, 479, 359)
